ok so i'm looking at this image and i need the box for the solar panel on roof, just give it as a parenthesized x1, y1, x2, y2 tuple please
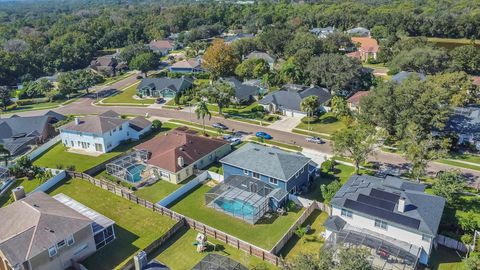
(370, 188, 400, 203)
(357, 194, 395, 211)
(344, 199, 420, 229)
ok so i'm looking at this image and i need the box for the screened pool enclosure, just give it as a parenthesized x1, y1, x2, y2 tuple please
(106, 150, 156, 185)
(205, 175, 288, 224)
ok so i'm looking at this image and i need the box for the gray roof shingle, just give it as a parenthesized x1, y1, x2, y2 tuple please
(220, 143, 311, 181)
(330, 175, 445, 236)
(221, 77, 259, 101)
(137, 77, 193, 93)
(445, 106, 480, 137)
(259, 84, 331, 112)
(391, 71, 426, 84)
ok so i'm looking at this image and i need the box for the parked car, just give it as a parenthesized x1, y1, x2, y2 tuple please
(305, 136, 324, 144)
(229, 137, 242, 146)
(156, 97, 165, 104)
(212, 123, 228, 130)
(223, 135, 232, 141)
(256, 131, 272, 140)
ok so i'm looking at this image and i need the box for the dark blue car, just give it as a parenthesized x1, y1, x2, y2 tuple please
(256, 131, 272, 140)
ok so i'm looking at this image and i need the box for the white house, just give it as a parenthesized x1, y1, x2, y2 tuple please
(258, 84, 331, 118)
(323, 175, 445, 269)
(60, 111, 151, 153)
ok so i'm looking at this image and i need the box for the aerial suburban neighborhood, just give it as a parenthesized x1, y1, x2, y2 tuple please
(0, 0, 479, 270)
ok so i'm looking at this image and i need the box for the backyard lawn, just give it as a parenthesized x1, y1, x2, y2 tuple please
(33, 124, 180, 172)
(47, 177, 177, 270)
(102, 82, 155, 105)
(170, 183, 305, 250)
(134, 179, 188, 203)
(0, 178, 42, 207)
(295, 112, 346, 136)
(153, 227, 278, 270)
(279, 210, 328, 260)
(428, 245, 464, 270)
(303, 164, 356, 202)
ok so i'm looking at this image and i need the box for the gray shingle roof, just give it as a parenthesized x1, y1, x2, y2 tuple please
(61, 115, 127, 134)
(445, 106, 480, 137)
(220, 143, 311, 181)
(346, 27, 370, 37)
(0, 192, 92, 266)
(391, 71, 426, 84)
(323, 216, 347, 232)
(330, 175, 445, 236)
(137, 77, 193, 93)
(0, 116, 50, 140)
(246, 51, 276, 64)
(221, 77, 259, 101)
(259, 85, 331, 112)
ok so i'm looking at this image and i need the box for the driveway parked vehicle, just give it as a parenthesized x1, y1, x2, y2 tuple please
(256, 131, 272, 140)
(213, 123, 228, 130)
(156, 97, 165, 104)
(305, 136, 324, 144)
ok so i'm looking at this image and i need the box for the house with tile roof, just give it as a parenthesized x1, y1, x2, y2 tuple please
(169, 58, 203, 73)
(346, 90, 370, 111)
(60, 110, 151, 153)
(347, 37, 380, 62)
(220, 143, 315, 194)
(136, 77, 193, 98)
(134, 128, 231, 184)
(323, 174, 445, 267)
(148, 40, 175, 56)
(0, 192, 115, 270)
(259, 84, 331, 118)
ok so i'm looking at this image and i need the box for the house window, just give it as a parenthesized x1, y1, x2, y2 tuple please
(422, 234, 432, 242)
(252, 172, 260, 179)
(48, 246, 57, 257)
(269, 177, 278, 185)
(113, 128, 116, 132)
(109, 131, 112, 136)
(301, 167, 304, 174)
(243, 169, 249, 175)
(67, 235, 75, 246)
(119, 126, 122, 131)
(209, 154, 213, 160)
(57, 239, 66, 249)
(341, 208, 353, 218)
(295, 171, 299, 178)
(374, 219, 388, 230)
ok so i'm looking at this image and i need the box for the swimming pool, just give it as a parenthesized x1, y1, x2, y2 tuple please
(125, 164, 146, 183)
(214, 198, 255, 220)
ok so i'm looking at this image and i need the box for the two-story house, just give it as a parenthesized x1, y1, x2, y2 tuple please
(0, 192, 115, 270)
(324, 175, 445, 268)
(220, 143, 315, 194)
(60, 110, 151, 154)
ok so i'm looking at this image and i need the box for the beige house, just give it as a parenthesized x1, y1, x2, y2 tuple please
(134, 128, 231, 184)
(0, 192, 115, 270)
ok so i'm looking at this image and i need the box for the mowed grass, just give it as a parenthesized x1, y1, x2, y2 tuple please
(170, 183, 305, 250)
(33, 124, 180, 172)
(295, 112, 346, 136)
(279, 210, 328, 260)
(436, 159, 480, 171)
(47, 178, 176, 270)
(250, 138, 303, 152)
(134, 180, 185, 203)
(102, 83, 155, 105)
(153, 227, 278, 270)
(428, 245, 464, 270)
(303, 164, 356, 202)
(0, 178, 43, 207)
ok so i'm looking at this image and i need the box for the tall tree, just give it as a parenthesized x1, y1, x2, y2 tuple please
(431, 170, 466, 204)
(195, 100, 211, 135)
(389, 47, 450, 75)
(0, 86, 12, 111)
(130, 52, 158, 77)
(300, 95, 320, 133)
(201, 81, 235, 116)
(449, 45, 480, 75)
(202, 39, 240, 79)
(332, 123, 379, 174)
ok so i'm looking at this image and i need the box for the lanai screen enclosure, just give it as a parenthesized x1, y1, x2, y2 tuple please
(106, 150, 155, 185)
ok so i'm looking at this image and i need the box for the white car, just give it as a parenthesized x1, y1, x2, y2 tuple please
(306, 136, 324, 144)
(228, 137, 242, 146)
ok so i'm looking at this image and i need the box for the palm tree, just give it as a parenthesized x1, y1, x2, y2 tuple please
(0, 144, 10, 167)
(300, 95, 320, 135)
(195, 100, 211, 135)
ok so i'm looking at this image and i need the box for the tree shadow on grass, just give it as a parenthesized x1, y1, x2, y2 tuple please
(82, 225, 141, 270)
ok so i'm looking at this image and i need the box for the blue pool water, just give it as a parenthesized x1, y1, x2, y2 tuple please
(125, 164, 146, 183)
(214, 198, 255, 220)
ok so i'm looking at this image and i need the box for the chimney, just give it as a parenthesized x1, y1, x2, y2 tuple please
(74, 117, 80, 125)
(177, 156, 185, 167)
(12, 186, 26, 201)
(398, 197, 406, 213)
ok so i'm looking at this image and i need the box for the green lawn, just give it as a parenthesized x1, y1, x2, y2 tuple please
(170, 183, 305, 250)
(102, 83, 155, 105)
(428, 245, 464, 270)
(250, 138, 303, 152)
(207, 102, 276, 124)
(168, 119, 232, 135)
(47, 178, 177, 270)
(279, 210, 328, 260)
(0, 178, 43, 207)
(303, 164, 356, 202)
(205, 161, 223, 174)
(436, 153, 480, 171)
(436, 159, 480, 171)
(34, 124, 180, 172)
(101, 72, 133, 86)
(134, 180, 185, 203)
(295, 112, 346, 136)
(152, 227, 278, 270)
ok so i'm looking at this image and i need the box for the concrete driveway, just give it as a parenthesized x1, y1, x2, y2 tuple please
(267, 116, 301, 132)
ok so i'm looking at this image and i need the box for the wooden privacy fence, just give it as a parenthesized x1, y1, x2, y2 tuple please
(67, 172, 283, 266)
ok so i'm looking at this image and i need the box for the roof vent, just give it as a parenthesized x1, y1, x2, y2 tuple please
(254, 148, 260, 151)
(268, 152, 275, 155)
(178, 156, 185, 167)
(179, 147, 184, 151)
